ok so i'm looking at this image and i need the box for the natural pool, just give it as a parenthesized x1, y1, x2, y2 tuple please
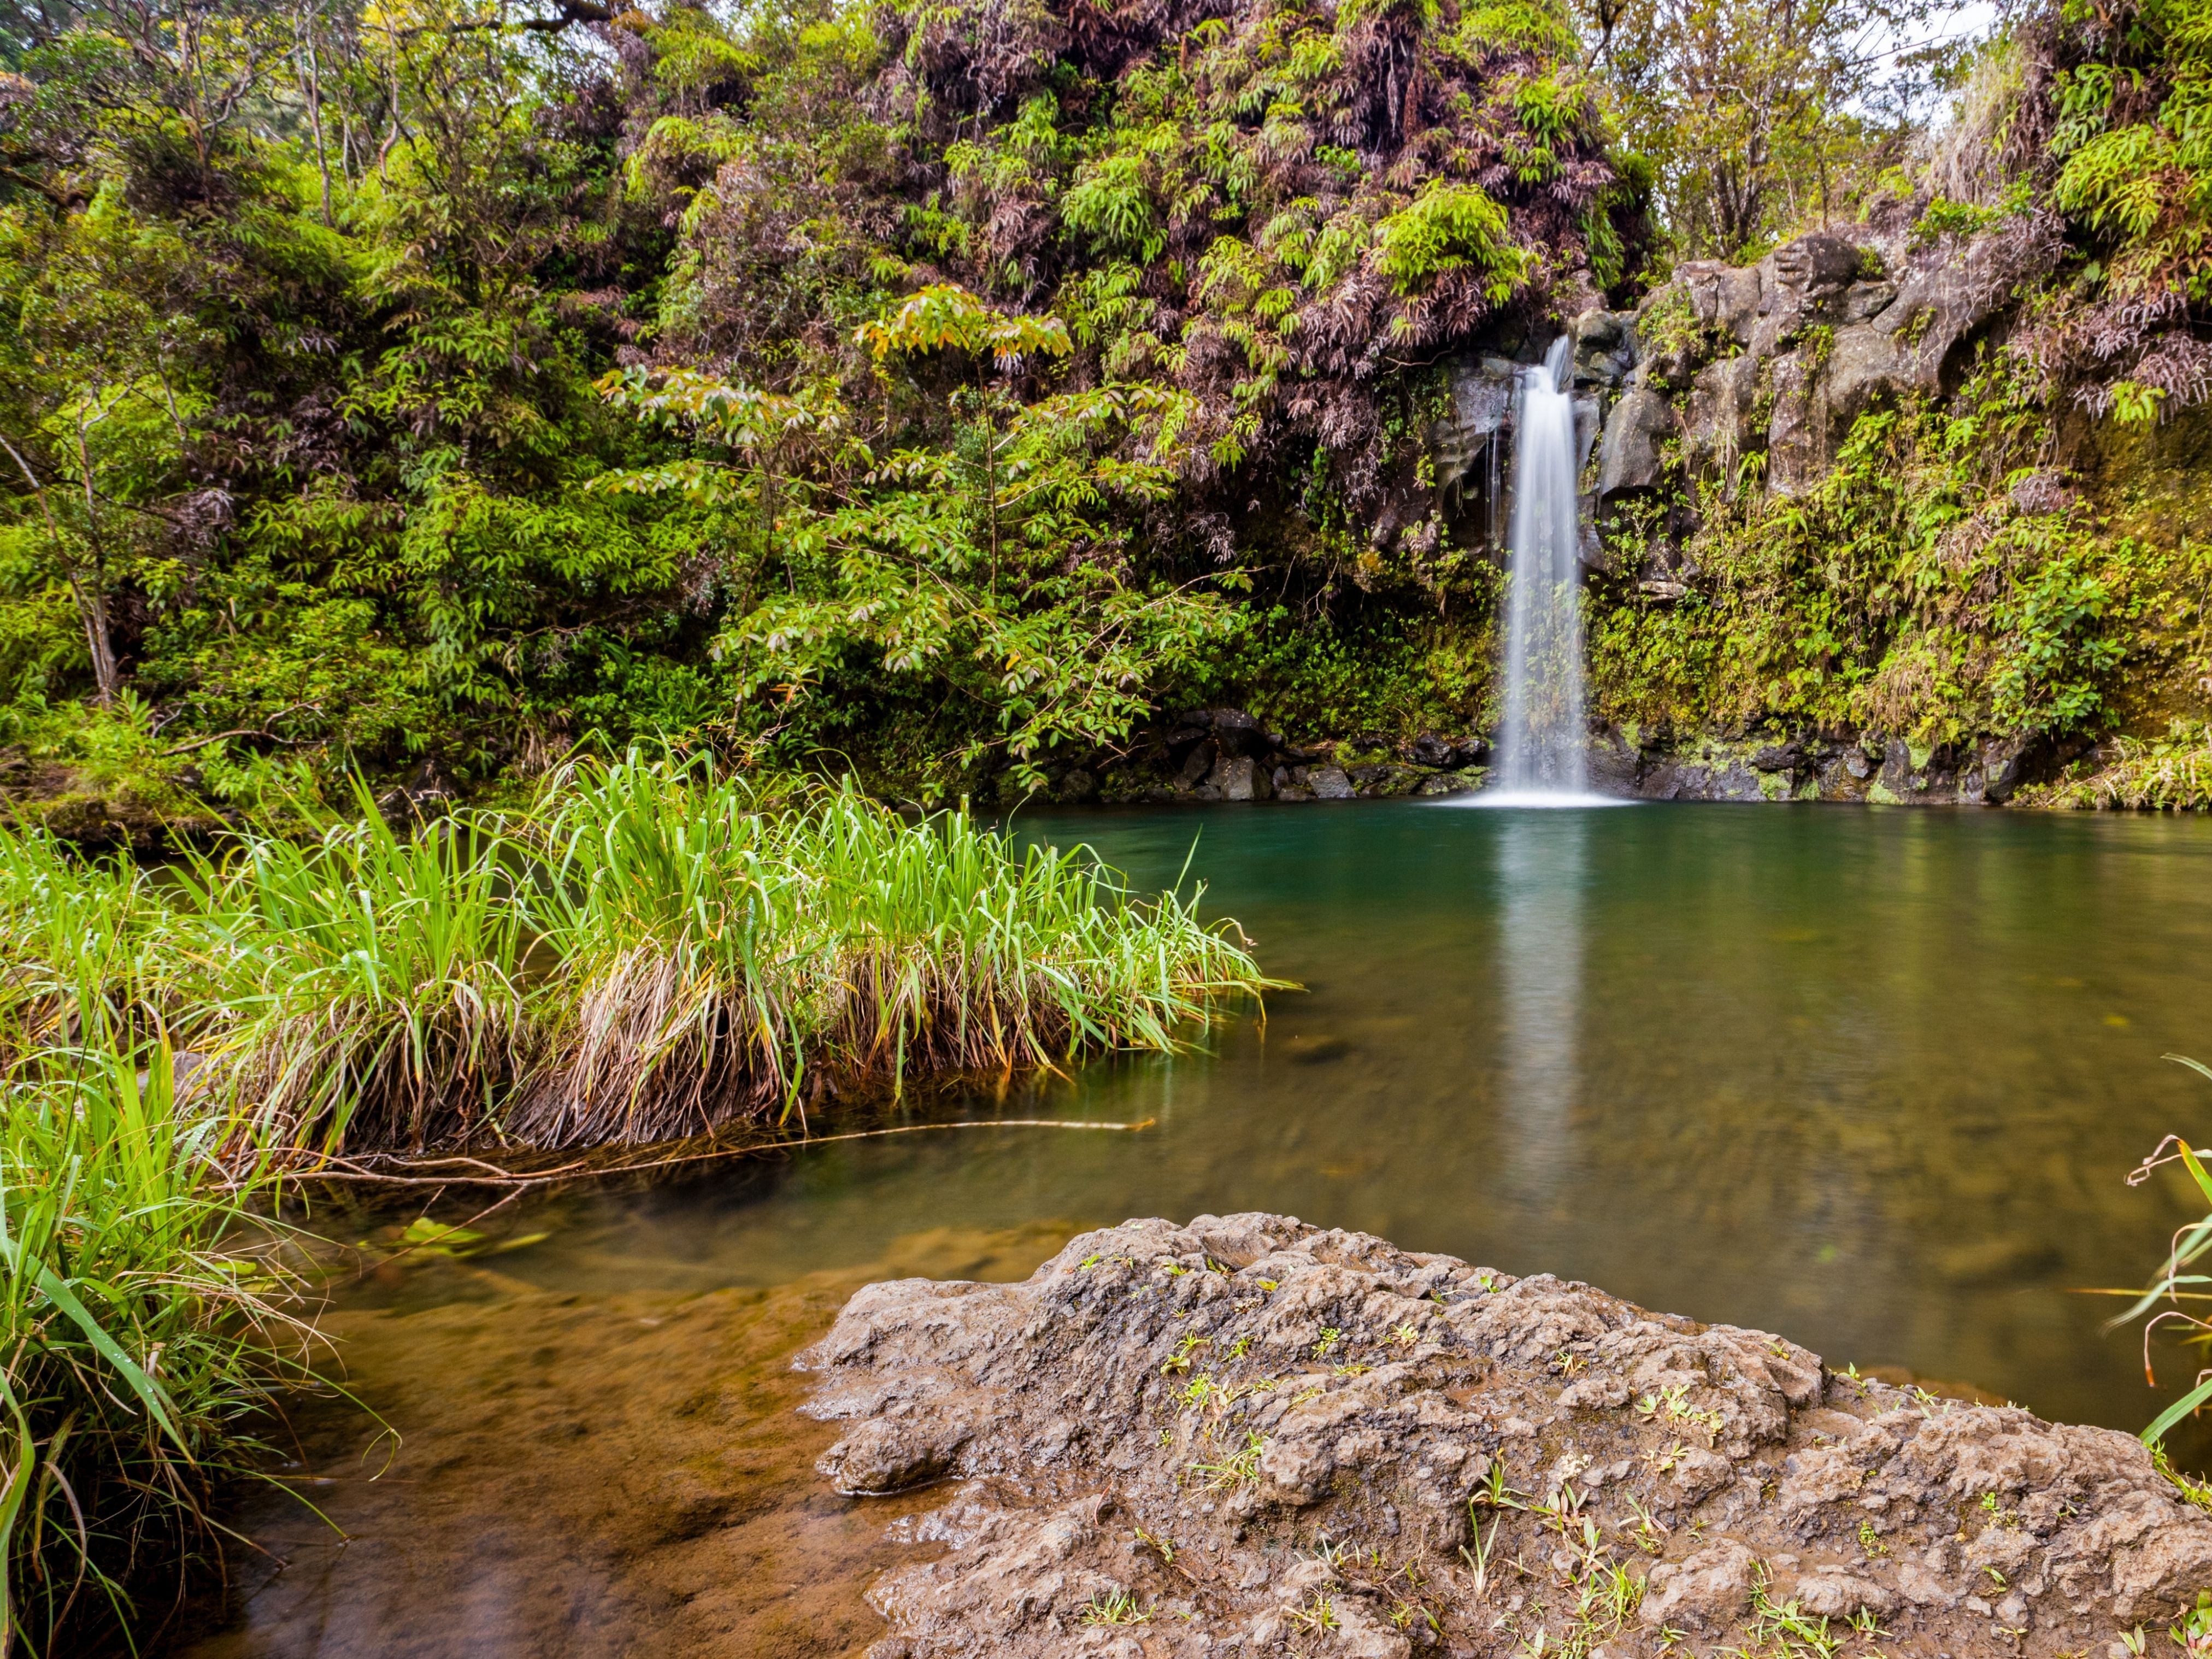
(174, 800, 2212, 1657)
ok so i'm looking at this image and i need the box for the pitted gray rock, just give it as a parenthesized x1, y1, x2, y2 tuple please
(799, 1214, 2212, 1657)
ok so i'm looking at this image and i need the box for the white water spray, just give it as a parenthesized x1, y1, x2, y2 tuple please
(1486, 336, 1602, 805)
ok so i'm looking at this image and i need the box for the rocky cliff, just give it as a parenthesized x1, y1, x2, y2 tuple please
(800, 1214, 2212, 1657)
(1412, 201, 2181, 808)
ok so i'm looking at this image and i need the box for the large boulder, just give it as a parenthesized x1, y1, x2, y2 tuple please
(1750, 231, 1866, 357)
(1679, 259, 1762, 346)
(800, 1214, 2212, 1658)
(1207, 752, 1273, 801)
(1598, 386, 1678, 496)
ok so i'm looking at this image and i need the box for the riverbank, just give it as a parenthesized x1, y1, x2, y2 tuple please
(3, 755, 1274, 1160)
(0, 763, 1272, 1651)
(12, 708, 2209, 846)
(804, 1213, 2212, 1657)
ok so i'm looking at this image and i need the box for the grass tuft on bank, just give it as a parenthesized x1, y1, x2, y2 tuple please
(515, 758, 1272, 1145)
(180, 811, 538, 1159)
(0, 756, 1275, 1165)
(1, 1010, 300, 1656)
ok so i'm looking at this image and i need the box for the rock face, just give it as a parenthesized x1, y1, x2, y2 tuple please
(1617, 214, 2062, 517)
(1601, 726, 2095, 806)
(800, 1214, 2212, 1658)
(1086, 711, 1490, 805)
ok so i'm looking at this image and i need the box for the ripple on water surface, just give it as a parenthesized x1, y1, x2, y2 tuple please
(173, 800, 2212, 1657)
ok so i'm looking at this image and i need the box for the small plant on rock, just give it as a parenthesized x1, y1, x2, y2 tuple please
(1080, 1591, 1150, 1626)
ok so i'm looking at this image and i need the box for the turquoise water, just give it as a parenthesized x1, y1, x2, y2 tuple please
(177, 801, 2212, 1657)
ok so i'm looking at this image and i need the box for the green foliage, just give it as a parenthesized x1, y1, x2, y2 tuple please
(2039, 0, 2212, 301)
(1460, 0, 1578, 62)
(0, 0, 1631, 805)
(1, 1028, 295, 1657)
(0, 835, 296, 1654)
(1909, 183, 2031, 248)
(1374, 183, 1527, 298)
(856, 284, 1074, 365)
(1196, 604, 1502, 737)
(597, 287, 1240, 795)
(1590, 346, 2151, 746)
(2028, 721, 2212, 808)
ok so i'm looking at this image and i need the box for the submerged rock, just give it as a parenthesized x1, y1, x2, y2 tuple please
(800, 1214, 2212, 1658)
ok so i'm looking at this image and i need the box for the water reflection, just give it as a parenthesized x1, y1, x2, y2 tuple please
(1495, 810, 1586, 1211)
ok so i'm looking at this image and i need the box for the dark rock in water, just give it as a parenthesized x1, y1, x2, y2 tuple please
(800, 1215, 2212, 1659)
(1177, 741, 1216, 789)
(1406, 734, 1492, 770)
(1415, 770, 1478, 797)
(1167, 717, 1214, 761)
(1751, 739, 1805, 774)
(1055, 768, 1097, 803)
(1347, 761, 1421, 797)
(1208, 754, 1272, 801)
(1586, 729, 1641, 796)
(1309, 764, 1355, 800)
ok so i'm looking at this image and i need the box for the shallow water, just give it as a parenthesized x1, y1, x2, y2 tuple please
(175, 800, 2212, 1657)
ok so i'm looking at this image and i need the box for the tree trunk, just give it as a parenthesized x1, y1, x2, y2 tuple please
(69, 578, 122, 709)
(0, 431, 120, 708)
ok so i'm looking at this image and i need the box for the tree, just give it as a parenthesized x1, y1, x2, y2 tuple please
(0, 189, 219, 707)
(1578, 0, 1970, 256)
(598, 284, 1244, 792)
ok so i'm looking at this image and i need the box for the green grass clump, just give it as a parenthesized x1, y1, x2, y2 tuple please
(179, 810, 537, 1159)
(513, 756, 1278, 1146)
(0, 755, 1275, 1158)
(0, 828, 165, 1060)
(1, 1014, 297, 1655)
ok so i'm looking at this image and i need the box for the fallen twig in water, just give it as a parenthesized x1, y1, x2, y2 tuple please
(258, 1117, 1161, 1191)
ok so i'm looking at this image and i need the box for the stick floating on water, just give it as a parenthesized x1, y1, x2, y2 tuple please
(262, 1117, 1161, 1190)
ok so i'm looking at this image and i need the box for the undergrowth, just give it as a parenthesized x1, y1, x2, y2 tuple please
(2023, 722, 2212, 809)
(1589, 345, 2160, 752)
(1, 1002, 302, 1655)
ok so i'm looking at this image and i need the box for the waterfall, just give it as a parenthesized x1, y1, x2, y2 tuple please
(1492, 336, 1591, 800)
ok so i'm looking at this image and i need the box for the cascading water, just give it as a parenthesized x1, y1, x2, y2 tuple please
(1489, 336, 1593, 802)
